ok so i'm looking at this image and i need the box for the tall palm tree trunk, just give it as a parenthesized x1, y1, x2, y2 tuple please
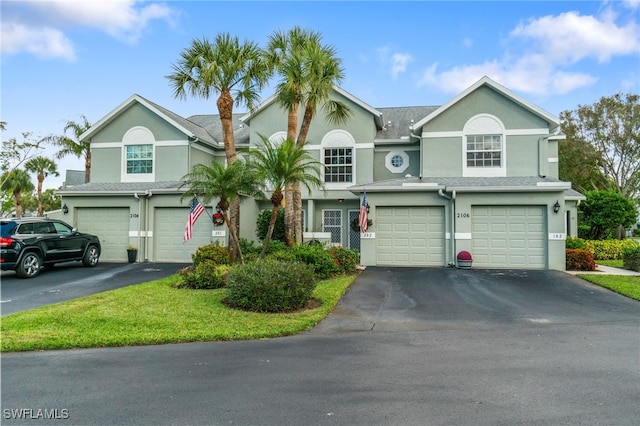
(284, 102, 300, 246)
(292, 104, 317, 244)
(37, 172, 44, 216)
(218, 91, 240, 260)
(259, 206, 280, 259)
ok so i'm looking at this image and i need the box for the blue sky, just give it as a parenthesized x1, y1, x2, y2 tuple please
(2, 0, 639, 189)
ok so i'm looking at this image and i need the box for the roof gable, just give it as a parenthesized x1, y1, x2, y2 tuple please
(79, 94, 217, 146)
(240, 86, 384, 129)
(409, 76, 559, 133)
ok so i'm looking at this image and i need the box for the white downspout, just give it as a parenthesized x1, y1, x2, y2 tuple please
(145, 190, 151, 261)
(438, 189, 457, 267)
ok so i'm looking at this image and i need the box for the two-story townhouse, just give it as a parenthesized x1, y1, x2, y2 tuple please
(56, 76, 583, 270)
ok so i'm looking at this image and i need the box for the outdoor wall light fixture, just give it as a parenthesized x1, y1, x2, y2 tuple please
(366, 203, 370, 214)
(62, 204, 69, 215)
(553, 201, 561, 214)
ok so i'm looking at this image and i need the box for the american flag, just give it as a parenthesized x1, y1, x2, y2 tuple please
(358, 192, 368, 233)
(183, 198, 205, 242)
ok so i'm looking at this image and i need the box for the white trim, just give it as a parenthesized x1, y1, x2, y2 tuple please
(121, 127, 156, 183)
(321, 130, 356, 186)
(129, 231, 153, 237)
(423, 131, 462, 139)
(548, 157, 559, 163)
(506, 128, 549, 136)
(537, 182, 571, 189)
(402, 182, 439, 188)
(92, 142, 125, 149)
(455, 232, 472, 240)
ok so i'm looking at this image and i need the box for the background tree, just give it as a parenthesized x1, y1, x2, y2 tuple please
(248, 136, 324, 258)
(1, 130, 44, 188)
(1, 169, 35, 217)
(25, 156, 59, 216)
(266, 27, 351, 245)
(179, 160, 264, 264)
(579, 190, 637, 240)
(168, 34, 271, 259)
(560, 93, 640, 198)
(41, 189, 62, 212)
(42, 115, 92, 184)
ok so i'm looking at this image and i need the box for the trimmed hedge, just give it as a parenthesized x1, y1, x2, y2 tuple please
(225, 259, 317, 312)
(176, 262, 231, 289)
(566, 249, 596, 271)
(192, 243, 230, 266)
(622, 246, 640, 272)
(584, 239, 640, 260)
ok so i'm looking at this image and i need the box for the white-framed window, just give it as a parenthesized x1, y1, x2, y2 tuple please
(126, 145, 153, 173)
(466, 135, 501, 167)
(385, 150, 409, 173)
(122, 127, 155, 182)
(462, 114, 506, 177)
(323, 209, 342, 245)
(321, 130, 355, 187)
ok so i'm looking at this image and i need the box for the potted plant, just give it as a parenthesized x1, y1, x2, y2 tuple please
(456, 250, 473, 269)
(126, 244, 138, 263)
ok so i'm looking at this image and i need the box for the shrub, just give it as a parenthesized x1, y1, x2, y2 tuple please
(256, 209, 286, 243)
(584, 239, 639, 260)
(225, 259, 317, 312)
(622, 246, 640, 272)
(291, 244, 340, 279)
(565, 236, 587, 250)
(175, 262, 231, 289)
(566, 249, 596, 271)
(328, 246, 359, 274)
(192, 243, 230, 266)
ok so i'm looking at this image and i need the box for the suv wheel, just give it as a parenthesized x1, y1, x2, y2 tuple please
(82, 244, 100, 267)
(16, 252, 41, 278)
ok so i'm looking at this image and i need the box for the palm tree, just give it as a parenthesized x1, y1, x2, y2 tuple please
(167, 34, 271, 258)
(42, 115, 92, 183)
(266, 27, 351, 244)
(179, 160, 264, 265)
(248, 135, 324, 259)
(25, 156, 59, 216)
(1, 169, 34, 217)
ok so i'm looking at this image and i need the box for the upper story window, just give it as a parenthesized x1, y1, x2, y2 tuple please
(466, 135, 501, 167)
(126, 145, 153, 173)
(122, 126, 155, 182)
(321, 130, 355, 186)
(463, 114, 506, 177)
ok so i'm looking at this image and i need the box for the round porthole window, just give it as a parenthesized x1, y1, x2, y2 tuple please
(385, 150, 409, 173)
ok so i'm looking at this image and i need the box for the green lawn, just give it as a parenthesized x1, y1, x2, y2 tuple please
(577, 274, 640, 301)
(1, 273, 357, 352)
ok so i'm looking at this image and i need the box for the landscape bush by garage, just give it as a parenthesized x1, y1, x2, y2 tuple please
(566, 249, 596, 271)
(176, 262, 231, 289)
(291, 244, 341, 278)
(584, 239, 639, 260)
(622, 246, 640, 272)
(225, 259, 317, 312)
(191, 243, 231, 266)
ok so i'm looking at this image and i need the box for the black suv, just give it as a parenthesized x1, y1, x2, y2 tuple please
(0, 218, 101, 278)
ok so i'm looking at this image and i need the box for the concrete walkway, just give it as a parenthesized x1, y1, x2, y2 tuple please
(565, 264, 640, 276)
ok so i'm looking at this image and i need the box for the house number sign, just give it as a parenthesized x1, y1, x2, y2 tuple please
(361, 232, 375, 239)
(456, 212, 470, 218)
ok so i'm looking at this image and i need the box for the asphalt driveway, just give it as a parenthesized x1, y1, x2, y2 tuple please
(2, 267, 639, 425)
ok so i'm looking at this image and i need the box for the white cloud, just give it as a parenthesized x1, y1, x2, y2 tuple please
(1, 1, 176, 60)
(417, 6, 639, 97)
(390, 53, 414, 79)
(377, 45, 413, 79)
(1, 22, 76, 60)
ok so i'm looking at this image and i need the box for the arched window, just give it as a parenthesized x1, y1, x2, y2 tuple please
(321, 130, 355, 185)
(122, 126, 155, 182)
(463, 114, 506, 177)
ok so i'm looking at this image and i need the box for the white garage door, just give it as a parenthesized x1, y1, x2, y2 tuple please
(472, 206, 546, 269)
(154, 207, 214, 262)
(76, 208, 130, 262)
(377, 207, 445, 266)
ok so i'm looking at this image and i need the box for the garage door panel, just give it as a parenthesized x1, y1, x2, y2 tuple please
(155, 208, 214, 262)
(377, 206, 444, 266)
(77, 208, 129, 262)
(472, 205, 546, 269)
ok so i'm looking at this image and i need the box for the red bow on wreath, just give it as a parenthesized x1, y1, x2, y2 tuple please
(213, 212, 225, 226)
